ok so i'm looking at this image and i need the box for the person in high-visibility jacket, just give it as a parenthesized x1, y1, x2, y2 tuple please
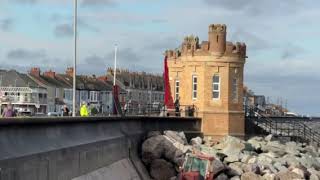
(80, 101, 89, 117)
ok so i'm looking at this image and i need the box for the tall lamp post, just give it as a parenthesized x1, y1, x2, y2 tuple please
(72, 0, 77, 117)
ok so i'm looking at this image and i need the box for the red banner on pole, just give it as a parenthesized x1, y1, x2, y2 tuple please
(164, 56, 174, 109)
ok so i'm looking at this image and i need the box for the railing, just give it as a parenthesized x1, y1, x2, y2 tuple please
(248, 115, 320, 147)
(121, 103, 198, 118)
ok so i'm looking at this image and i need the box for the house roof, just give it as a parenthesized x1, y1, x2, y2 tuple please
(0, 70, 42, 88)
(106, 70, 164, 91)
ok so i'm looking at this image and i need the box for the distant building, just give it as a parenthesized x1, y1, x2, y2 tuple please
(166, 24, 247, 138)
(0, 69, 48, 115)
(106, 68, 164, 114)
(28, 68, 71, 114)
(56, 68, 114, 114)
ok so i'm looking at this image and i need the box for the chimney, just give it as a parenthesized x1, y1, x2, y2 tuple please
(66, 67, 74, 77)
(44, 70, 56, 79)
(98, 76, 108, 82)
(30, 67, 40, 77)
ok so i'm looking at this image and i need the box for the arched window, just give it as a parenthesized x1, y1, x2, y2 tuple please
(212, 75, 220, 99)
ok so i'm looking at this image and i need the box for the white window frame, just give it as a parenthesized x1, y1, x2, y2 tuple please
(175, 79, 180, 101)
(232, 78, 238, 103)
(192, 75, 197, 100)
(212, 74, 220, 100)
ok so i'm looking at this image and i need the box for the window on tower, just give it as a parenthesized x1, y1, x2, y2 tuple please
(212, 75, 220, 99)
(232, 78, 238, 103)
(175, 80, 179, 100)
(192, 75, 197, 100)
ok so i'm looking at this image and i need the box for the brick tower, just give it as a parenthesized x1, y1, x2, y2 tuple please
(166, 24, 247, 139)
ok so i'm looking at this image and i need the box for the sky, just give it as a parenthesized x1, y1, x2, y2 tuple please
(0, 0, 319, 116)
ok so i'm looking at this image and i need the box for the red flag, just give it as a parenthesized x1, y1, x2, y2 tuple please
(164, 56, 174, 109)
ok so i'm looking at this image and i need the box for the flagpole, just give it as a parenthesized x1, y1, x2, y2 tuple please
(72, 0, 77, 117)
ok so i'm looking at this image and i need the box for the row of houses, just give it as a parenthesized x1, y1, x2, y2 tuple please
(0, 67, 164, 116)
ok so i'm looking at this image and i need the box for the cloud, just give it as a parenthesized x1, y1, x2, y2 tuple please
(7, 49, 46, 59)
(203, 0, 301, 16)
(281, 44, 305, 60)
(81, 0, 116, 7)
(145, 36, 179, 52)
(231, 29, 270, 51)
(0, 18, 13, 31)
(54, 23, 73, 37)
(12, 0, 37, 4)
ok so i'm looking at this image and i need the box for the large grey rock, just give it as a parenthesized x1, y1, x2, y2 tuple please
(141, 135, 166, 164)
(284, 141, 300, 155)
(274, 171, 302, 180)
(147, 131, 161, 138)
(263, 173, 276, 180)
(150, 159, 176, 180)
(299, 154, 320, 170)
(290, 168, 307, 179)
(241, 172, 263, 180)
(242, 163, 261, 174)
(215, 173, 229, 180)
(230, 176, 241, 180)
(308, 168, 320, 180)
(164, 130, 188, 145)
(257, 154, 274, 165)
(265, 134, 275, 142)
(190, 137, 202, 146)
(212, 159, 226, 176)
(247, 137, 265, 151)
(273, 162, 287, 172)
(261, 141, 286, 156)
(227, 162, 244, 176)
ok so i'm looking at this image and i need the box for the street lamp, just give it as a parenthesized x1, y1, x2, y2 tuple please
(72, 0, 77, 117)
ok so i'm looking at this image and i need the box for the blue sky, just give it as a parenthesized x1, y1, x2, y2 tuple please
(0, 0, 320, 116)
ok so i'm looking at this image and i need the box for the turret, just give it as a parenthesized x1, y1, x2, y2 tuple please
(208, 24, 226, 54)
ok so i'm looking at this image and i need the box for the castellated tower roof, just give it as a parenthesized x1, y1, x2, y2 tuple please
(165, 24, 247, 59)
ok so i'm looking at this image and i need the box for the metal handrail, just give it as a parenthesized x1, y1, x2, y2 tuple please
(249, 112, 320, 147)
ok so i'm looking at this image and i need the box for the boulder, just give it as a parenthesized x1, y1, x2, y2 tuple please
(308, 168, 320, 180)
(230, 176, 241, 180)
(265, 134, 275, 142)
(263, 173, 276, 180)
(242, 163, 261, 174)
(273, 162, 287, 172)
(190, 137, 203, 146)
(212, 159, 226, 176)
(241, 172, 263, 180)
(146, 131, 162, 138)
(285, 141, 300, 155)
(164, 130, 188, 145)
(274, 171, 302, 180)
(299, 154, 320, 170)
(227, 162, 244, 176)
(291, 168, 307, 179)
(149, 159, 176, 180)
(215, 173, 229, 180)
(257, 154, 274, 165)
(141, 135, 166, 164)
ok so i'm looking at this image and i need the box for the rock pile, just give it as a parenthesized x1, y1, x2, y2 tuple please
(201, 134, 320, 179)
(141, 132, 320, 180)
(141, 131, 192, 180)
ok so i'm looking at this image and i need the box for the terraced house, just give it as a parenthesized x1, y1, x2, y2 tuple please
(0, 69, 47, 115)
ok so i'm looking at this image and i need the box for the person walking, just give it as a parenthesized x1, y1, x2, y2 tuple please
(2, 103, 16, 117)
(80, 101, 89, 117)
(62, 104, 70, 116)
